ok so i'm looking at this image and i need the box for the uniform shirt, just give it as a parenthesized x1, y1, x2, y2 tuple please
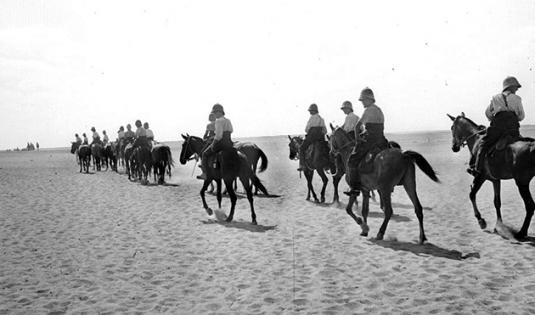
(83, 136, 88, 143)
(214, 116, 233, 140)
(125, 130, 135, 139)
(359, 104, 384, 126)
(118, 131, 125, 139)
(75, 136, 82, 144)
(305, 114, 327, 134)
(135, 126, 147, 137)
(206, 122, 215, 132)
(92, 131, 100, 140)
(342, 112, 360, 133)
(485, 92, 525, 122)
(146, 128, 154, 139)
(102, 134, 109, 143)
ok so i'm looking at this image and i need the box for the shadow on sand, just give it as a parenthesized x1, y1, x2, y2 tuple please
(370, 239, 480, 260)
(201, 219, 277, 233)
(483, 222, 535, 247)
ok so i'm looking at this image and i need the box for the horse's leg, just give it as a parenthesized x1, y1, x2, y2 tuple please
(332, 172, 342, 204)
(515, 179, 535, 239)
(79, 157, 82, 173)
(345, 194, 363, 227)
(215, 178, 222, 209)
(305, 170, 318, 202)
(376, 190, 393, 241)
(240, 175, 257, 225)
(200, 179, 213, 216)
(492, 180, 503, 230)
(469, 175, 487, 229)
(403, 173, 427, 244)
(253, 160, 259, 195)
(317, 169, 328, 204)
(361, 191, 370, 236)
(224, 178, 237, 223)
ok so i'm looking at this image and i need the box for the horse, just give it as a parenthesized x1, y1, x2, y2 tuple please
(180, 134, 269, 195)
(77, 145, 92, 173)
(135, 145, 152, 183)
(287, 135, 333, 203)
(116, 139, 127, 169)
(330, 127, 439, 244)
(151, 144, 174, 184)
(180, 134, 265, 224)
(71, 142, 81, 165)
(91, 143, 104, 171)
(448, 112, 535, 239)
(124, 143, 136, 180)
(103, 142, 118, 172)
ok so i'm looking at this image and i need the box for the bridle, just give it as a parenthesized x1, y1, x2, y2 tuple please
(453, 123, 486, 148)
(330, 130, 355, 155)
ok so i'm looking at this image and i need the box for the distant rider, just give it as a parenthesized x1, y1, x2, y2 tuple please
(340, 100, 360, 140)
(297, 104, 327, 171)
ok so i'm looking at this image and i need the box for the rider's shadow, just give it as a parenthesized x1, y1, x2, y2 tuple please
(369, 239, 480, 260)
(201, 219, 277, 233)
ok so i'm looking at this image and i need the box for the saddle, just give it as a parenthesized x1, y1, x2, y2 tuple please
(359, 146, 384, 174)
(304, 140, 330, 169)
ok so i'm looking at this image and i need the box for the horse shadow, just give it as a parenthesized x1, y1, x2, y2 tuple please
(367, 211, 411, 222)
(483, 223, 535, 247)
(390, 202, 433, 211)
(369, 239, 480, 260)
(201, 219, 277, 233)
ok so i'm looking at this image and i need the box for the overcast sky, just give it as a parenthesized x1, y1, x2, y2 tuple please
(1, 0, 534, 149)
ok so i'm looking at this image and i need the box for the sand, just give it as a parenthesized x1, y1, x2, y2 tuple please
(2, 132, 535, 314)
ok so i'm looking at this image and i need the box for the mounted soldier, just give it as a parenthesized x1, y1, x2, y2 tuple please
(197, 104, 234, 180)
(124, 124, 136, 144)
(346, 87, 389, 195)
(467, 76, 525, 176)
(90, 127, 102, 146)
(340, 100, 360, 140)
(102, 130, 109, 146)
(82, 133, 89, 145)
(133, 120, 150, 149)
(144, 122, 154, 146)
(203, 113, 217, 141)
(297, 103, 327, 171)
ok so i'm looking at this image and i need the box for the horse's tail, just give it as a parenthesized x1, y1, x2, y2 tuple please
(257, 148, 268, 173)
(403, 150, 440, 183)
(165, 146, 174, 177)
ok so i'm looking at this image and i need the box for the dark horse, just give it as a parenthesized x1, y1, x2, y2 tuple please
(180, 134, 269, 195)
(448, 112, 535, 239)
(124, 142, 136, 180)
(180, 135, 264, 224)
(330, 127, 439, 244)
(151, 144, 174, 184)
(76, 144, 91, 173)
(91, 143, 104, 171)
(103, 142, 118, 172)
(134, 146, 152, 183)
(288, 135, 333, 203)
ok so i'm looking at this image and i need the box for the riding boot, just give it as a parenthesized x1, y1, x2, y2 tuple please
(197, 164, 207, 180)
(297, 151, 305, 171)
(344, 166, 361, 196)
(468, 148, 484, 176)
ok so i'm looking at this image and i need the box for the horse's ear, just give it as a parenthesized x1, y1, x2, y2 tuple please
(181, 134, 187, 140)
(288, 135, 292, 141)
(329, 123, 335, 131)
(461, 112, 465, 117)
(447, 114, 455, 121)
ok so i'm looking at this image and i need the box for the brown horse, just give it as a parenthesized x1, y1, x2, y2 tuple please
(330, 127, 439, 244)
(288, 135, 333, 203)
(151, 144, 174, 184)
(91, 143, 104, 171)
(448, 112, 535, 239)
(180, 134, 269, 195)
(77, 144, 91, 173)
(180, 134, 263, 224)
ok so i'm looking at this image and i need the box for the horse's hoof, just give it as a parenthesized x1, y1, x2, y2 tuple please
(225, 217, 233, 223)
(252, 221, 257, 225)
(514, 231, 527, 241)
(360, 231, 368, 237)
(478, 218, 487, 229)
(376, 232, 384, 240)
(205, 207, 213, 216)
(320, 197, 325, 203)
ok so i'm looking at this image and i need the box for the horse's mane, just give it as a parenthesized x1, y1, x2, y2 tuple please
(459, 115, 484, 130)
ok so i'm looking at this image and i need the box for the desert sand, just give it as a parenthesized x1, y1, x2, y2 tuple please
(2, 130, 535, 314)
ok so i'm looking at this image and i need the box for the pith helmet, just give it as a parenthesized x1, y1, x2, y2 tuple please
(308, 103, 319, 112)
(90, 127, 96, 131)
(341, 101, 353, 110)
(211, 103, 225, 115)
(135, 120, 142, 127)
(358, 87, 375, 102)
(502, 76, 521, 92)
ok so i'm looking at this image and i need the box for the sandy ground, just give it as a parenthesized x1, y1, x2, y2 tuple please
(2, 131, 535, 314)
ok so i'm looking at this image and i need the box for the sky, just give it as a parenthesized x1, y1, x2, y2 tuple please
(1, 0, 534, 149)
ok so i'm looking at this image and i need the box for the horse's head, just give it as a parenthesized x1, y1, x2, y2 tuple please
(288, 135, 303, 160)
(180, 133, 203, 165)
(329, 127, 352, 155)
(447, 112, 483, 152)
(70, 142, 80, 154)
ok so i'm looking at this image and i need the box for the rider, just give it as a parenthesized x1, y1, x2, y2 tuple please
(297, 104, 327, 171)
(197, 104, 234, 180)
(203, 113, 217, 141)
(82, 133, 89, 145)
(144, 122, 154, 147)
(346, 87, 388, 196)
(133, 120, 150, 149)
(468, 76, 525, 176)
(124, 124, 136, 143)
(90, 127, 102, 146)
(74, 133, 82, 145)
(340, 100, 360, 139)
(102, 130, 109, 145)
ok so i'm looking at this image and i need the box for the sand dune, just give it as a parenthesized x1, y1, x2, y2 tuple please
(1, 132, 535, 314)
